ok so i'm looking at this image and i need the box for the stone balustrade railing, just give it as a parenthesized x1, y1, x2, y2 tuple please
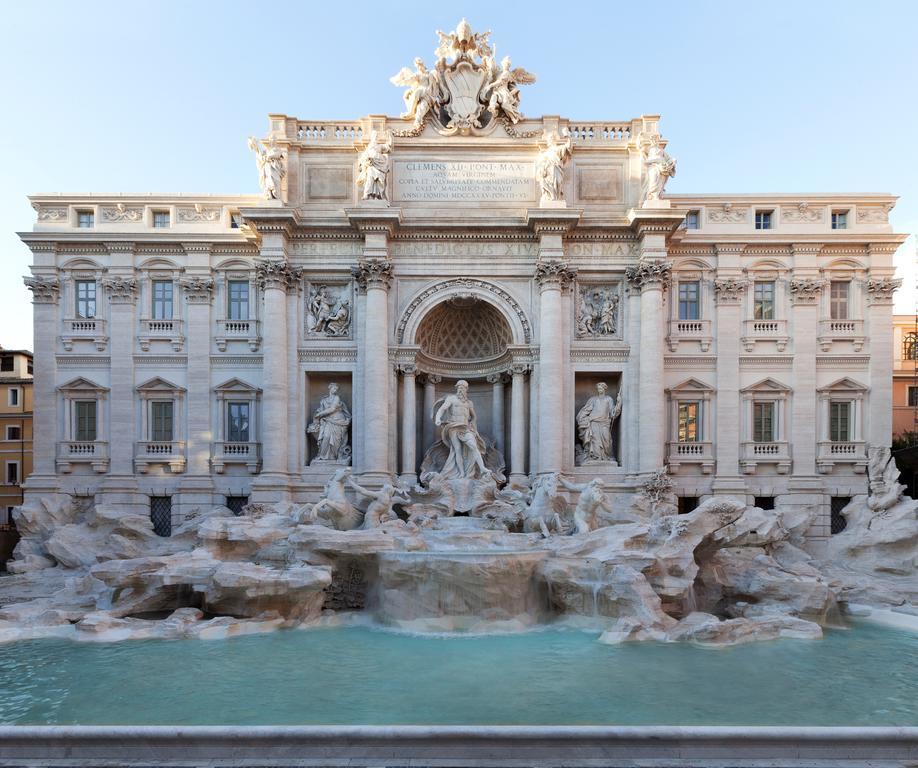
(61, 318, 108, 351)
(212, 442, 261, 474)
(56, 441, 109, 473)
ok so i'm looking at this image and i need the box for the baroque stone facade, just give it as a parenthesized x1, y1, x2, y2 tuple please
(20, 20, 906, 554)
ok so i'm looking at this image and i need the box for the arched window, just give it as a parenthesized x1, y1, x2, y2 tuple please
(904, 332, 918, 361)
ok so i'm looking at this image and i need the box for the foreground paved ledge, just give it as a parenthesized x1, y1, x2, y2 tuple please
(0, 725, 917, 767)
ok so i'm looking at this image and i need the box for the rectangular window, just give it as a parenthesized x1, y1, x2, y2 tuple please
(908, 386, 918, 407)
(8, 388, 19, 407)
(830, 281, 850, 319)
(831, 210, 848, 230)
(6, 462, 18, 485)
(6, 426, 21, 440)
(152, 211, 170, 228)
(755, 210, 773, 230)
(27, 359, 33, 375)
(77, 210, 94, 228)
(685, 210, 700, 230)
(829, 401, 852, 442)
(150, 496, 172, 537)
(75, 280, 97, 318)
(226, 496, 249, 515)
(0, 356, 12, 371)
(151, 280, 174, 320)
(755, 496, 776, 511)
(150, 401, 174, 442)
(227, 280, 250, 320)
(753, 281, 775, 320)
(678, 497, 699, 514)
(752, 401, 776, 442)
(677, 401, 700, 442)
(75, 400, 97, 442)
(227, 401, 250, 442)
(230, 213, 241, 229)
(678, 281, 700, 320)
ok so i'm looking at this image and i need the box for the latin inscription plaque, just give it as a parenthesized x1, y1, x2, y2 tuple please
(394, 161, 534, 202)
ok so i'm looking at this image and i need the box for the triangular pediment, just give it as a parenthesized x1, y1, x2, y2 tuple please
(741, 377, 792, 394)
(666, 377, 714, 394)
(213, 377, 261, 394)
(818, 377, 868, 393)
(136, 376, 185, 393)
(57, 376, 108, 394)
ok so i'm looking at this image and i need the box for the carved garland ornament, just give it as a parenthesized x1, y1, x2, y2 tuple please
(177, 205, 221, 222)
(789, 278, 825, 304)
(396, 278, 531, 344)
(707, 203, 748, 223)
(35, 207, 68, 222)
(24, 276, 61, 304)
(180, 277, 215, 304)
(625, 260, 673, 290)
(866, 277, 902, 304)
(101, 277, 139, 303)
(102, 204, 143, 223)
(713, 277, 749, 303)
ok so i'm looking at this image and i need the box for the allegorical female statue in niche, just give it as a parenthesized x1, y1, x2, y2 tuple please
(307, 383, 351, 464)
(576, 382, 622, 465)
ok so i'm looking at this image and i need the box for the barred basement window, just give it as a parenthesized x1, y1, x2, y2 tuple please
(830, 496, 850, 535)
(150, 496, 172, 537)
(226, 495, 248, 515)
(678, 496, 699, 514)
(755, 496, 775, 511)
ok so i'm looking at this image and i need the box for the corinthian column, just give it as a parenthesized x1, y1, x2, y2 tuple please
(352, 258, 394, 483)
(865, 256, 902, 447)
(421, 373, 441, 453)
(626, 259, 671, 473)
(23, 270, 60, 497)
(487, 372, 506, 457)
(536, 260, 576, 475)
(509, 363, 530, 485)
(399, 363, 418, 485)
(254, 258, 299, 493)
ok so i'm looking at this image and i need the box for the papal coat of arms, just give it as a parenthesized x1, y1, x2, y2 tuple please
(390, 18, 536, 135)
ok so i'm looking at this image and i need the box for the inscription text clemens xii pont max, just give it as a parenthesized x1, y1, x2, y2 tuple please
(394, 161, 534, 202)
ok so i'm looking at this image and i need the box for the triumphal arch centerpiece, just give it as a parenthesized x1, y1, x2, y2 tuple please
(21, 18, 906, 555)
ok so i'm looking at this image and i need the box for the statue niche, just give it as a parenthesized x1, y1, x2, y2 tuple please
(412, 297, 511, 512)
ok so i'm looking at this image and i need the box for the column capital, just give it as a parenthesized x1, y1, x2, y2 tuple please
(508, 362, 531, 377)
(180, 276, 216, 304)
(24, 276, 60, 305)
(102, 276, 139, 304)
(713, 276, 748, 304)
(625, 260, 672, 291)
(421, 372, 442, 385)
(397, 362, 418, 376)
(486, 372, 508, 384)
(535, 259, 576, 291)
(255, 259, 302, 292)
(789, 277, 826, 305)
(352, 258, 393, 292)
(866, 276, 902, 305)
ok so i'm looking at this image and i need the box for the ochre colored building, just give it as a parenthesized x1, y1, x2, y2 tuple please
(893, 314, 918, 440)
(0, 348, 33, 522)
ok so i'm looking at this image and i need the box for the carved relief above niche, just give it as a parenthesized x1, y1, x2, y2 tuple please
(305, 281, 353, 339)
(576, 283, 621, 339)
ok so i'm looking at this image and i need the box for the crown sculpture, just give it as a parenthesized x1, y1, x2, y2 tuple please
(390, 18, 537, 136)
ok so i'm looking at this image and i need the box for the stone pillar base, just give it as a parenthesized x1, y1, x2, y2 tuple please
(710, 476, 748, 496)
(175, 476, 216, 517)
(398, 472, 418, 487)
(357, 470, 394, 488)
(508, 472, 529, 488)
(100, 475, 144, 513)
(250, 473, 294, 504)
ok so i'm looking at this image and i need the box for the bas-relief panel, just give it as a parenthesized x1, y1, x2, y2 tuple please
(305, 281, 353, 339)
(576, 283, 622, 339)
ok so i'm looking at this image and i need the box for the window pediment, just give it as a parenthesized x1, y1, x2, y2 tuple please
(741, 377, 792, 394)
(58, 376, 108, 395)
(136, 376, 185, 394)
(818, 377, 868, 394)
(214, 377, 262, 395)
(666, 377, 715, 395)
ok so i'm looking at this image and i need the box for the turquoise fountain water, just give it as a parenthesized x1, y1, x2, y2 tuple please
(0, 622, 914, 726)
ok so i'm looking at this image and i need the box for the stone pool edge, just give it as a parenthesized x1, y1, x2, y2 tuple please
(0, 725, 916, 767)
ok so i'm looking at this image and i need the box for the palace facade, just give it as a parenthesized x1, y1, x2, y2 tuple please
(19, 22, 906, 551)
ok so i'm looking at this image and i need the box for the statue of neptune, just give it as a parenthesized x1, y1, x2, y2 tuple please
(433, 380, 489, 480)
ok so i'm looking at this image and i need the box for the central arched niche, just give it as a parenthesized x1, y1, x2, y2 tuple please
(415, 297, 511, 363)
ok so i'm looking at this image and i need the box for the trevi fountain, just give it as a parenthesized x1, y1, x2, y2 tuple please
(0, 19, 915, 733)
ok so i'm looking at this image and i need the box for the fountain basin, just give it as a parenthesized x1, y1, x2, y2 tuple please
(376, 550, 549, 632)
